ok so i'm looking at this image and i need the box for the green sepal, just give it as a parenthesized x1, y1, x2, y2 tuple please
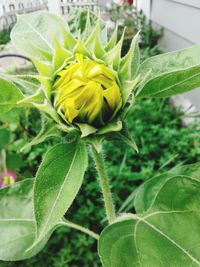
(64, 29, 77, 50)
(53, 37, 73, 72)
(85, 18, 105, 59)
(35, 76, 53, 100)
(76, 123, 97, 137)
(73, 34, 90, 56)
(119, 32, 140, 81)
(31, 57, 54, 78)
(105, 24, 118, 52)
(83, 9, 92, 41)
(103, 28, 126, 70)
(121, 75, 140, 106)
(97, 120, 122, 135)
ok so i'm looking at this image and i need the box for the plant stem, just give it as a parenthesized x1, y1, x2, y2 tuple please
(0, 150, 7, 174)
(59, 219, 99, 240)
(91, 147, 116, 224)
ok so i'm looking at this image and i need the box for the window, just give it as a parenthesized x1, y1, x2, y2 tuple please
(18, 3, 24, 9)
(9, 4, 15, 11)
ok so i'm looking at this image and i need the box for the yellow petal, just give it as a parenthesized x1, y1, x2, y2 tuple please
(103, 84, 121, 110)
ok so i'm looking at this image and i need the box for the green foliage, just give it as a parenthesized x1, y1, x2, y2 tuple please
(0, 179, 51, 261)
(0, 27, 12, 45)
(34, 142, 88, 243)
(0, 79, 24, 114)
(11, 11, 66, 60)
(1, 98, 200, 267)
(1, 9, 200, 267)
(99, 163, 200, 266)
(134, 162, 200, 213)
(137, 45, 200, 98)
(0, 128, 10, 149)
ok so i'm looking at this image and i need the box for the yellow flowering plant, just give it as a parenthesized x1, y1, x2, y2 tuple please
(1, 9, 200, 266)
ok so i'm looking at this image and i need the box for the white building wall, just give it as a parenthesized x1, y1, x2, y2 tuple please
(138, 0, 200, 114)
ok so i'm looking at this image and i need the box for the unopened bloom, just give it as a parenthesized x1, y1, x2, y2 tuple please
(0, 170, 17, 188)
(53, 54, 122, 127)
(14, 10, 140, 137)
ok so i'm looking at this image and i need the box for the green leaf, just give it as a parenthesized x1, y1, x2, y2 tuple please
(34, 141, 88, 242)
(0, 78, 24, 114)
(99, 170, 200, 266)
(0, 179, 51, 261)
(18, 88, 45, 108)
(1, 74, 40, 94)
(11, 11, 67, 61)
(137, 45, 200, 98)
(0, 128, 10, 149)
(134, 162, 200, 213)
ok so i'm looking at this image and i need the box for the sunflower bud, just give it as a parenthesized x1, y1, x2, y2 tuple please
(53, 54, 122, 127)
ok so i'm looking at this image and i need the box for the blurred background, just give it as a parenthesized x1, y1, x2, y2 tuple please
(0, 1, 200, 266)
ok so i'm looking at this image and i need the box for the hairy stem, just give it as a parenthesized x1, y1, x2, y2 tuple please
(92, 147, 116, 224)
(59, 219, 99, 240)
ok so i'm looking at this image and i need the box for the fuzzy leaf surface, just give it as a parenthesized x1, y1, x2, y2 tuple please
(134, 162, 200, 213)
(137, 45, 200, 98)
(0, 78, 24, 114)
(11, 11, 66, 61)
(0, 179, 50, 261)
(99, 164, 200, 266)
(34, 141, 88, 242)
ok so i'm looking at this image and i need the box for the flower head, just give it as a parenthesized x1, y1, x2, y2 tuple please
(53, 54, 122, 127)
(0, 170, 17, 188)
(13, 10, 140, 137)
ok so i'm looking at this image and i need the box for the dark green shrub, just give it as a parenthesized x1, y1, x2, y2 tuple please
(0, 27, 12, 45)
